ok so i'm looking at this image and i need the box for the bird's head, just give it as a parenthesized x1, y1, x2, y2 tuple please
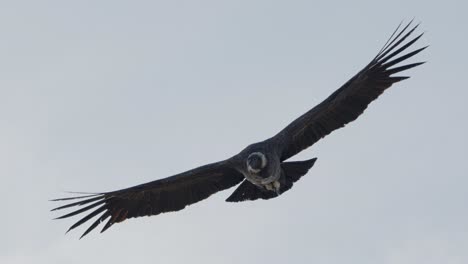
(246, 152, 267, 174)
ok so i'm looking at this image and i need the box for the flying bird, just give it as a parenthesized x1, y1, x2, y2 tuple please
(52, 21, 427, 238)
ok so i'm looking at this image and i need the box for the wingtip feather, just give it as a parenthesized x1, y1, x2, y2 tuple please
(387, 61, 426, 75)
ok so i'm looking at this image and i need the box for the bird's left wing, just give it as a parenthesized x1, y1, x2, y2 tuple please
(273, 21, 427, 161)
(52, 160, 244, 238)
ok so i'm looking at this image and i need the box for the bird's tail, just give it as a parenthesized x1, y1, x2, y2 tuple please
(226, 158, 317, 202)
(281, 158, 317, 183)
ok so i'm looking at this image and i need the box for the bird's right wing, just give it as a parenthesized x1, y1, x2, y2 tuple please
(51, 160, 244, 238)
(274, 21, 427, 161)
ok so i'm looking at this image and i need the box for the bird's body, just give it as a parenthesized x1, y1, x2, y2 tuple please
(241, 144, 281, 187)
(52, 21, 427, 238)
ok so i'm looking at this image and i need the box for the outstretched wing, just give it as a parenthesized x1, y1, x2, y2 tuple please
(275, 21, 427, 161)
(52, 160, 244, 238)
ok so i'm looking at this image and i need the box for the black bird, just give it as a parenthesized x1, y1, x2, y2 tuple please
(52, 21, 427, 238)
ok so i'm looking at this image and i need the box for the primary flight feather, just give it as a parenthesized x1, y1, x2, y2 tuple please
(52, 21, 427, 238)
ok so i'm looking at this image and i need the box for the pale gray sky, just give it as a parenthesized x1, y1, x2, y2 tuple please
(1, 1, 467, 263)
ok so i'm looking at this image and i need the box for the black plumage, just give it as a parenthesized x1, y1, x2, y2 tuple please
(52, 21, 426, 238)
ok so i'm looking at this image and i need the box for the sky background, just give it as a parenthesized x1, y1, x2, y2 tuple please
(1, 0, 467, 263)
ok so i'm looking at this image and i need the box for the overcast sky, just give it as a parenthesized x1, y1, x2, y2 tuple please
(1, 1, 467, 263)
